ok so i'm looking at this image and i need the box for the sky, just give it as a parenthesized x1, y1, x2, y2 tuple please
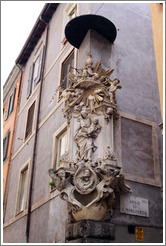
(1, 1, 46, 86)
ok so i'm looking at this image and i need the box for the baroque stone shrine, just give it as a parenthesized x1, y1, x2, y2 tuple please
(48, 53, 131, 221)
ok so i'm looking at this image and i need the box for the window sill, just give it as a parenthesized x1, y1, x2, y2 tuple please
(24, 133, 32, 142)
(62, 37, 68, 46)
(15, 208, 27, 218)
(15, 210, 23, 216)
(50, 187, 56, 193)
(3, 156, 10, 163)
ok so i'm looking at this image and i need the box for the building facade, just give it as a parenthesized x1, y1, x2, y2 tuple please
(3, 3, 163, 243)
(3, 65, 23, 216)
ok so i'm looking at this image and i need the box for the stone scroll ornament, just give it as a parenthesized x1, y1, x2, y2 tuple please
(48, 53, 132, 221)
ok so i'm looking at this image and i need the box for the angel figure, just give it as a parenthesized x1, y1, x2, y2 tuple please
(108, 78, 121, 104)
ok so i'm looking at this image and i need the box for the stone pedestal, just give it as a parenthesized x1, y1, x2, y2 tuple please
(66, 220, 115, 243)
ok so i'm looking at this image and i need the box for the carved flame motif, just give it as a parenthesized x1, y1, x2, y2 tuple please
(48, 53, 131, 221)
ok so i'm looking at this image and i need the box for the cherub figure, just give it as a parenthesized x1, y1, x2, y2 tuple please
(108, 78, 121, 104)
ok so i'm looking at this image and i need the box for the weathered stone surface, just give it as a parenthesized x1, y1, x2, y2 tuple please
(66, 238, 113, 243)
(66, 220, 115, 240)
(72, 200, 108, 221)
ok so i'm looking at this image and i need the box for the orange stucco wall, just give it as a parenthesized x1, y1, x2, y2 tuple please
(3, 74, 22, 212)
(150, 3, 163, 121)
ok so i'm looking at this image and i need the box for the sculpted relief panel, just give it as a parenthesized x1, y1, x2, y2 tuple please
(61, 52, 121, 124)
(75, 110, 101, 162)
(49, 53, 131, 221)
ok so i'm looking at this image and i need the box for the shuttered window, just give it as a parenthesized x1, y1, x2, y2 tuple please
(3, 130, 10, 161)
(27, 64, 34, 99)
(26, 46, 44, 99)
(5, 97, 11, 121)
(33, 56, 40, 84)
(5, 88, 16, 121)
(9, 88, 16, 115)
(25, 102, 35, 139)
(35, 46, 45, 84)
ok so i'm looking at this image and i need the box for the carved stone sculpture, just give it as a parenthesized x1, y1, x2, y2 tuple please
(48, 53, 131, 222)
(48, 157, 131, 221)
(62, 52, 121, 123)
(108, 78, 121, 104)
(75, 109, 101, 162)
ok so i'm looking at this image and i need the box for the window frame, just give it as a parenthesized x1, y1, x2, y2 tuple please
(51, 122, 69, 171)
(57, 48, 77, 101)
(61, 4, 77, 47)
(118, 110, 161, 187)
(33, 54, 41, 85)
(24, 101, 36, 140)
(5, 87, 16, 121)
(15, 160, 30, 215)
(68, 4, 77, 21)
(56, 130, 68, 169)
(3, 130, 10, 161)
(26, 45, 44, 99)
(60, 50, 75, 91)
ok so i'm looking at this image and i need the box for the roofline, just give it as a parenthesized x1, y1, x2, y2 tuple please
(15, 3, 59, 65)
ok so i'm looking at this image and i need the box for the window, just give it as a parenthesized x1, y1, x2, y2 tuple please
(68, 6, 76, 21)
(18, 168, 28, 212)
(62, 4, 77, 46)
(56, 131, 68, 168)
(16, 164, 29, 214)
(60, 51, 74, 90)
(25, 102, 35, 139)
(3, 130, 10, 161)
(5, 88, 16, 121)
(66, 3, 77, 22)
(51, 124, 68, 171)
(27, 46, 44, 99)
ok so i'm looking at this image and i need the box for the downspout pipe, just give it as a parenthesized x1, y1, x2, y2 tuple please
(3, 66, 23, 222)
(25, 19, 49, 243)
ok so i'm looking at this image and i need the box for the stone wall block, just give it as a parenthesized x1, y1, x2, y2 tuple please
(66, 220, 115, 240)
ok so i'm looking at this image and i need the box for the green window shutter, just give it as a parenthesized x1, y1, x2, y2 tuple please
(27, 64, 34, 99)
(3, 130, 10, 161)
(35, 46, 45, 84)
(9, 87, 16, 115)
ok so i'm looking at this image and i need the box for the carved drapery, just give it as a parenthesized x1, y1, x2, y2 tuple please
(48, 53, 131, 221)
